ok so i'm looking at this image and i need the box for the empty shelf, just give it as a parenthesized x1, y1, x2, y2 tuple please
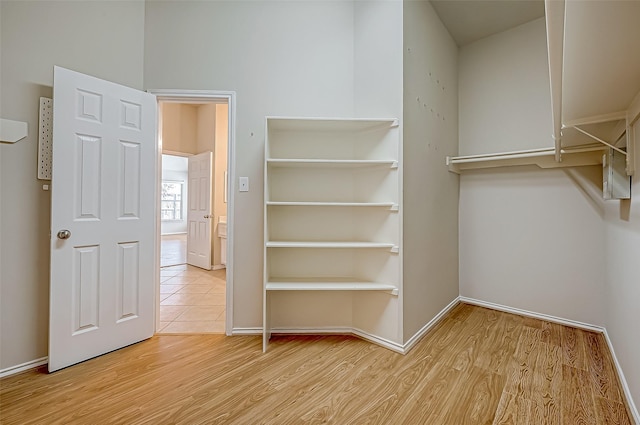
(266, 278, 398, 295)
(266, 201, 398, 209)
(267, 159, 398, 168)
(266, 241, 397, 250)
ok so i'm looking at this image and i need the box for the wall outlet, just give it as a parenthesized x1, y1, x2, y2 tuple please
(239, 176, 249, 192)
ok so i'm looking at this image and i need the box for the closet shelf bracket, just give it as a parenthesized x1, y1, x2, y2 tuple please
(568, 125, 627, 156)
(0, 118, 28, 143)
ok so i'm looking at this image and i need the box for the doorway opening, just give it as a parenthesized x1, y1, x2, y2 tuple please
(151, 90, 235, 336)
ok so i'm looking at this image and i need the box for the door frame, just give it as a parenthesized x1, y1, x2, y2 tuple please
(149, 89, 236, 335)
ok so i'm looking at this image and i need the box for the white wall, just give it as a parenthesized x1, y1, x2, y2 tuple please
(457, 16, 607, 326)
(459, 166, 606, 325)
(0, 1, 145, 370)
(402, 0, 459, 341)
(459, 18, 553, 156)
(144, 0, 356, 330)
(604, 122, 640, 411)
(350, 1, 404, 342)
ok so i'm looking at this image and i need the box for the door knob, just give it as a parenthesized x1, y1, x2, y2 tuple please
(204, 215, 212, 219)
(57, 229, 71, 240)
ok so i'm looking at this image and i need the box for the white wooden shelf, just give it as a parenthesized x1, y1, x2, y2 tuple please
(0, 118, 28, 143)
(266, 241, 397, 250)
(266, 278, 398, 296)
(266, 116, 399, 132)
(263, 116, 401, 352)
(267, 159, 398, 168)
(266, 201, 398, 209)
(446, 145, 606, 174)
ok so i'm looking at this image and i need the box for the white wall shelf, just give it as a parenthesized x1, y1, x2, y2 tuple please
(266, 241, 397, 249)
(267, 159, 398, 168)
(446, 145, 606, 174)
(267, 201, 398, 209)
(0, 118, 28, 144)
(263, 116, 401, 352)
(266, 278, 398, 296)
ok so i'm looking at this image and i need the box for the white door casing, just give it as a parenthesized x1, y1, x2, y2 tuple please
(187, 151, 213, 270)
(49, 66, 157, 372)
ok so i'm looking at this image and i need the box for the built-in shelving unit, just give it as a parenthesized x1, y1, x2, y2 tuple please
(263, 116, 401, 351)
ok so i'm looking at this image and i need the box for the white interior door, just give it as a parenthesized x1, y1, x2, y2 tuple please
(49, 66, 157, 372)
(187, 152, 213, 270)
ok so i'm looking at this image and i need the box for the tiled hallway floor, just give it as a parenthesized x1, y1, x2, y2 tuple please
(158, 264, 226, 334)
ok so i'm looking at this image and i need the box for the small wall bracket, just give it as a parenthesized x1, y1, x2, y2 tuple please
(0, 118, 28, 143)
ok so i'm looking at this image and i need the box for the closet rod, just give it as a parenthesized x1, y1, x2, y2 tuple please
(447, 145, 605, 165)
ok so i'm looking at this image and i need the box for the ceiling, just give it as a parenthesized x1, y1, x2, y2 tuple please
(430, 0, 545, 47)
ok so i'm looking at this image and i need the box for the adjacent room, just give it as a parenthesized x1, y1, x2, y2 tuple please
(1, 0, 638, 423)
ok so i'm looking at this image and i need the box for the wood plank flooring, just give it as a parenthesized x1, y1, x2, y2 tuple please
(0, 303, 633, 424)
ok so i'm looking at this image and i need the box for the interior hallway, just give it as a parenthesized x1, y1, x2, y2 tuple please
(159, 265, 226, 334)
(159, 234, 226, 334)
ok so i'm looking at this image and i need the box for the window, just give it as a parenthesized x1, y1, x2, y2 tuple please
(161, 181, 184, 221)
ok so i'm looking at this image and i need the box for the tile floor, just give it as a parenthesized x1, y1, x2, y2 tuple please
(158, 264, 226, 334)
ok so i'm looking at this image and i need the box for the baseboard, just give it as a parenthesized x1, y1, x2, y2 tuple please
(351, 328, 405, 354)
(261, 326, 405, 354)
(602, 329, 640, 424)
(230, 327, 262, 335)
(460, 296, 638, 423)
(459, 296, 604, 332)
(212, 264, 226, 271)
(0, 357, 48, 378)
(402, 296, 461, 353)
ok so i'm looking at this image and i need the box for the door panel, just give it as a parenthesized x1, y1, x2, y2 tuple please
(187, 152, 213, 270)
(49, 66, 157, 372)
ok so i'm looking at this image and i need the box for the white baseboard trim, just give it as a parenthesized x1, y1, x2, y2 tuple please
(602, 329, 640, 424)
(403, 297, 460, 353)
(262, 326, 405, 354)
(230, 327, 262, 335)
(460, 296, 638, 423)
(351, 328, 405, 354)
(0, 357, 48, 378)
(459, 296, 605, 333)
(212, 264, 226, 271)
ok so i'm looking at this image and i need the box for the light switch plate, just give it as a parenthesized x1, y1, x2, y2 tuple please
(239, 176, 249, 192)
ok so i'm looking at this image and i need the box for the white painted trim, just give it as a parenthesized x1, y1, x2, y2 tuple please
(149, 89, 236, 337)
(230, 327, 262, 335)
(602, 329, 640, 424)
(459, 296, 604, 332)
(351, 328, 405, 354)
(268, 327, 405, 354)
(161, 150, 192, 157)
(0, 357, 48, 378)
(212, 264, 226, 271)
(402, 297, 460, 353)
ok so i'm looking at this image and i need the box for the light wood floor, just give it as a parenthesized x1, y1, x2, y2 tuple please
(160, 234, 186, 268)
(0, 304, 632, 424)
